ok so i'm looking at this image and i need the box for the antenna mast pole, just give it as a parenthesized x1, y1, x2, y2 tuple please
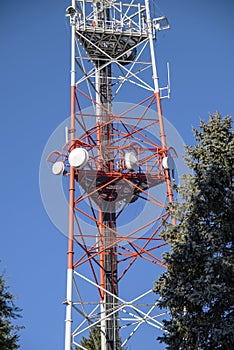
(65, 0, 76, 349)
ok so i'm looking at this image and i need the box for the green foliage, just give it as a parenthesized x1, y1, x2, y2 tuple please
(154, 113, 234, 349)
(76, 326, 101, 350)
(0, 270, 23, 350)
(76, 324, 125, 350)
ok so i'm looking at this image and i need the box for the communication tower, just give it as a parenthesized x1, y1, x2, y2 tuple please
(48, 1, 175, 349)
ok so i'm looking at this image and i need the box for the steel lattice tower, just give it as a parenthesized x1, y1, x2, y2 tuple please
(47, 1, 175, 349)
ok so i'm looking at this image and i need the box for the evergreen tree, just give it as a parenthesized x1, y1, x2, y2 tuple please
(154, 113, 234, 350)
(0, 270, 22, 349)
(76, 326, 101, 350)
(76, 325, 124, 349)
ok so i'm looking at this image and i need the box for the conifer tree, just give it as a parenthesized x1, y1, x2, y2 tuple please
(77, 326, 101, 350)
(76, 325, 123, 349)
(0, 270, 22, 349)
(154, 113, 234, 350)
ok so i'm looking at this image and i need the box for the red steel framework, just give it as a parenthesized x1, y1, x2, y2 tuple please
(47, 1, 175, 349)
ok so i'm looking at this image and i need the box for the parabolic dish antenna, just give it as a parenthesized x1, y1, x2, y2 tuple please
(68, 147, 89, 169)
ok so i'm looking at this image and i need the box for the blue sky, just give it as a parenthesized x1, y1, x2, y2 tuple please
(0, 0, 233, 349)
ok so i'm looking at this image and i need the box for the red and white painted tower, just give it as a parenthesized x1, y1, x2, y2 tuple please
(47, 1, 175, 349)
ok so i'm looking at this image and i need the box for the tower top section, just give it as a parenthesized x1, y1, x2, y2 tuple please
(77, 0, 147, 32)
(66, 0, 169, 64)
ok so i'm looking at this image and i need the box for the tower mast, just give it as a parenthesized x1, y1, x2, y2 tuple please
(58, 1, 174, 349)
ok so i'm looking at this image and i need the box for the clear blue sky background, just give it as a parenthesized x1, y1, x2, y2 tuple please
(0, 0, 233, 349)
